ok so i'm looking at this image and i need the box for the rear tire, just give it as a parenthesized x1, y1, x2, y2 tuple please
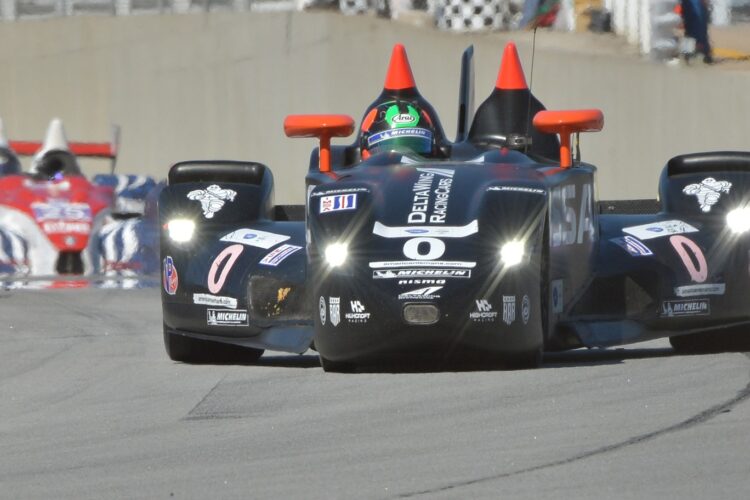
(671, 326, 750, 354)
(163, 324, 264, 363)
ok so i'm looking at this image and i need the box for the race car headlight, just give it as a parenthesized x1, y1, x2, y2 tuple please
(500, 240, 525, 267)
(324, 242, 348, 267)
(726, 207, 750, 234)
(167, 218, 195, 243)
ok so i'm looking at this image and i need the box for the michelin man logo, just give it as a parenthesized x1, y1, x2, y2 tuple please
(187, 184, 237, 218)
(682, 178, 732, 213)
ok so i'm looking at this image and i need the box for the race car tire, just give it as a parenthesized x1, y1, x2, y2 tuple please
(163, 324, 264, 363)
(670, 326, 750, 354)
(504, 347, 543, 370)
(669, 333, 711, 354)
(319, 355, 357, 373)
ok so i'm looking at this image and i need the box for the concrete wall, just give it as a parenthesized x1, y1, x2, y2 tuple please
(1, 12, 748, 203)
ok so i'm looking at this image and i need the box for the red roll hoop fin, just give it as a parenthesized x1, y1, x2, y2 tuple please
(383, 44, 417, 91)
(495, 42, 528, 90)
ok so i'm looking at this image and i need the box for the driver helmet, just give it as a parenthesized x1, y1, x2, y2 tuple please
(0, 148, 21, 176)
(30, 150, 78, 180)
(359, 100, 437, 159)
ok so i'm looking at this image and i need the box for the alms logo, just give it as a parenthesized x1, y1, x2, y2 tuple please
(329, 297, 341, 326)
(502, 296, 516, 325)
(320, 194, 357, 214)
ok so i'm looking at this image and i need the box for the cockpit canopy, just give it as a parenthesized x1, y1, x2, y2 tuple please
(29, 150, 82, 180)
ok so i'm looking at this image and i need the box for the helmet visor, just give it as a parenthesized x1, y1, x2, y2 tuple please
(366, 127, 433, 155)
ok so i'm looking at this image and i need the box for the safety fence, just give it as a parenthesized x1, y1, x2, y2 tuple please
(2, 0, 748, 61)
(0, 0, 570, 27)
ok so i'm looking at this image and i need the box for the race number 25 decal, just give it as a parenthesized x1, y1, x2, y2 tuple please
(670, 235, 707, 283)
(208, 244, 244, 293)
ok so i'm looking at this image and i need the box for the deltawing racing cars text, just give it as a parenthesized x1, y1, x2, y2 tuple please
(159, 42, 750, 371)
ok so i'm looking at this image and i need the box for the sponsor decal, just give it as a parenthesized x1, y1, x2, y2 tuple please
(487, 186, 546, 195)
(193, 293, 238, 309)
(259, 244, 303, 267)
(669, 235, 707, 283)
(661, 299, 710, 318)
(407, 168, 454, 224)
(373, 220, 478, 238)
(369, 260, 476, 269)
(115, 197, 146, 214)
(683, 178, 732, 212)
(329, 297, 341, 327)
(469, 299, 498, 322)
(187, 184, 237, 218)
(207, 309, 249, 326)
(373, 269, 471, 279)
(622, 220, 698, 240)
(368, 127, 433, 148)
(319, 296, 326, 325)
(41, 221, 91, 234)
(611, 235, 653, 257)
(502, 296, 516, 325)
(31, 201, 92, 221)
(220, 229, 290, 249)
(398, 286, 442, 300)
(24, 179, 71, 192)
(345, 300, 371, 323)
(416, 167, 455, 178)
(311, 187, 369, 197)
(674, 284, 725, 297)
(320, 194, 357, 214)
(163, 256, 178, 295)
(551, 280, 564, 314)
(207, 244, 244, 294)
(398, 279, 446, 286)
(391, 113, 417, 125)
(522, 295, 530, 325)
(550, 183, 595, 247)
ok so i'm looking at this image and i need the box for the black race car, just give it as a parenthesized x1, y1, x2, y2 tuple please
(159, 42, 750, 371)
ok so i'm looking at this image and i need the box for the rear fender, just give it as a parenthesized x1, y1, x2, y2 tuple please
(160, 161, 275, 229)
(659, 152, 750, 216)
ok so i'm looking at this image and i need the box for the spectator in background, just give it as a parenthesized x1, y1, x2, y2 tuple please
(680, 0, 713, 63)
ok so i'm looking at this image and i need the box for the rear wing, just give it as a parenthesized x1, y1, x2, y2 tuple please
(9, 125, 120, 173)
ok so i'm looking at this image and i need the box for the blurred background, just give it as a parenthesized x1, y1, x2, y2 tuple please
(0, 0, 748, 202)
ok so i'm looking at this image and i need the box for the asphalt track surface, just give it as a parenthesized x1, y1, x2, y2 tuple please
(2, 288, 750, 499)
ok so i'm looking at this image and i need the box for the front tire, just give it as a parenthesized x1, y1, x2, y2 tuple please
(504, 347, 543, 370)
(163, 324, 264, 363)
(319, 355, 357, 373)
